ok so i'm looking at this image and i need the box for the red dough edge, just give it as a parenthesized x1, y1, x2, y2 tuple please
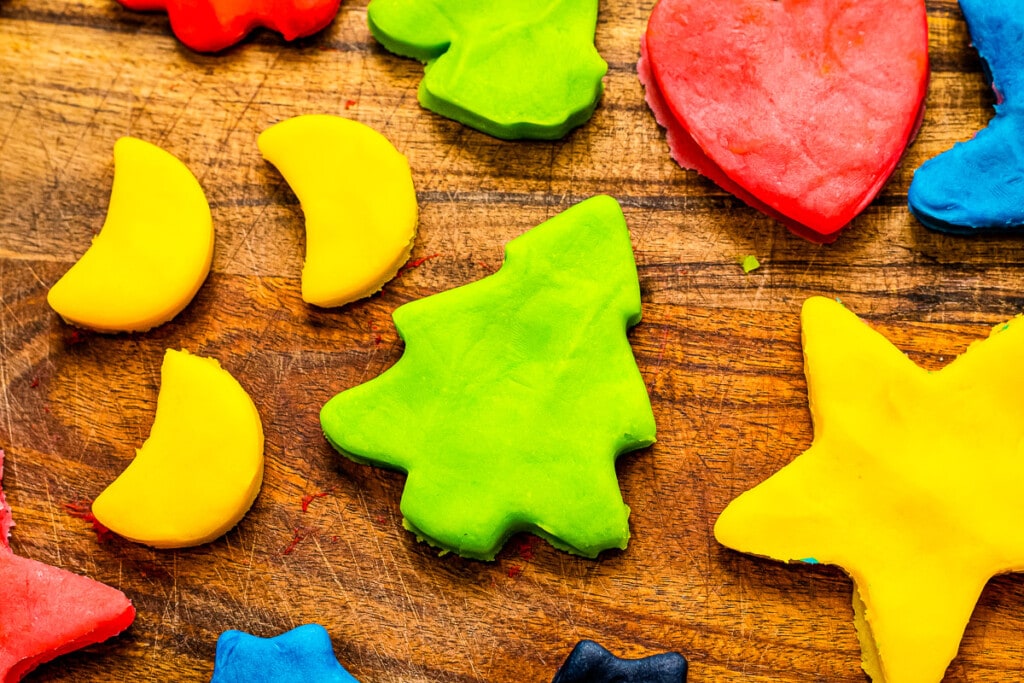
(636, 38, 826, 241)
(118, 0, 342, 53)
(0, 450, 136, 683)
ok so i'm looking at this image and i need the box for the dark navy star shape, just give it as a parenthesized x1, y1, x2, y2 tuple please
(210, 624, 359, 683)
(551, 640, 688, 683)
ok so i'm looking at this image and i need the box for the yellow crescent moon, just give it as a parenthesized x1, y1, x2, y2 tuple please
(92, 349, 264, 548)
(259, 115, 418, 308)
(47, 137, 213, 332)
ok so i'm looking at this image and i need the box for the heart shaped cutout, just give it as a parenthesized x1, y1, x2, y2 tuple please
(640, 0, 929, 242)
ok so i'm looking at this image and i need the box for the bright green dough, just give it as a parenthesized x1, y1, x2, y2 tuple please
(366, 0, 607, 140)
(320, 195, 656, 560)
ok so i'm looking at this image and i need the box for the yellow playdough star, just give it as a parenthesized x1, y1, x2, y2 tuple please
(715, 296, 1024, 683)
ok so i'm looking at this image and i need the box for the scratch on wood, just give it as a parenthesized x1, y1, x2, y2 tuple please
(42, 478, 63, 566)
(240, 532, 258, 605)
(0, 259, 16, 443)
(0, 92, 29, 159)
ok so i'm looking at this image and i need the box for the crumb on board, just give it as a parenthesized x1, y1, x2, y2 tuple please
(740, 255, 761, 273)
(398, 253, 441, 276)
(512, 536, 539, 561)
(300, 491, 329, 512)
(64, 501, 113, 543)
(283, 527, 312, 555)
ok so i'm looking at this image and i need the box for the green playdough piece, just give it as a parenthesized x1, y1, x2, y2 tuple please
(366, 0, 608, 140)
(320, 195, 656, 560)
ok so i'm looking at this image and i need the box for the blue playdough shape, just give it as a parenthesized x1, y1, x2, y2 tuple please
(551, 640, 688, 683)
(210, 624, 360, 683)
(909, 0, 1024, 233)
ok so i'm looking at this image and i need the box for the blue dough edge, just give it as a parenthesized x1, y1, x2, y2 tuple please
(908, 0, 1024, 233)
(210, 624, 360, 683)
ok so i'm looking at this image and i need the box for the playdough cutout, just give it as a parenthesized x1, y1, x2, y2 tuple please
(909, 0, 1024, 233)
(321, 195, 656, 560)
(0, 450, 136, 682)
(551, 640, 688, 683)
(367, 0, 607, 140)
(259, 115, 418, 308)
(210, 624, 360, 683)
(639, 0, 929, 242)
(715, 297, 1024, 683)
(47, 137, 213, 332)
(92, 349, 264, 548)
(117, 0, 341, 52)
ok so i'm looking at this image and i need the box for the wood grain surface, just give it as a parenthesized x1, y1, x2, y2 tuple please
(3, 0, 1024, 680)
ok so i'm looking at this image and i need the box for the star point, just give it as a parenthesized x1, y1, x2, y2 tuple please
(0, 449, 136, 682)
(716, 297, 1024, 682)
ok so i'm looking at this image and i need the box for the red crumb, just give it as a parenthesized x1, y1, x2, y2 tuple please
(512, 536, 539, 561)
(300, 491, 329, 513)
(283, 527, 310, 555)
(397, 253, 441, 276)
(42, 406, 51, 414)
(66, 330, 87, 345)
(344, 99, 357, 109)
(332, 535, 339, 542)
(477, 261, 490, 269)
(507, 565, 523, 578)
(374, 515, 387, 524)
(64, 501, 113, 543)
(29, 377, 40, 389)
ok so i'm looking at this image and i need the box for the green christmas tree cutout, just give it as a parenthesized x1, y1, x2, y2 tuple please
(320, 196, 656, 560)
(367, 0, 607, 140)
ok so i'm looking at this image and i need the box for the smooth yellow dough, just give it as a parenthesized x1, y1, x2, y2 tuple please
(715, 296, 1024, 683)
(258, 114, 418, 308)
(47, 137, 213, 332)
(92, 349, 264, 548)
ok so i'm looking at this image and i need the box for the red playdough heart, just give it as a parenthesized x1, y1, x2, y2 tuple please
(640, 0, 929, 242)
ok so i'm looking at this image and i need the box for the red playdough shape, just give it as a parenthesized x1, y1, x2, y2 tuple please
(119, 0, 342, 53)
(641, 0, 929, 242)
(0, 450, 136, 683)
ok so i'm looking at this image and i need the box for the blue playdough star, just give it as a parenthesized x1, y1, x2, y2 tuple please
(210, 624, 359, 683)
(908, 0, 1024, 233)
(551, 640, 688, 683)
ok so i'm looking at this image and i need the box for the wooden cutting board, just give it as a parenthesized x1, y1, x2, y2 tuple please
(3, 0, 1024, 680)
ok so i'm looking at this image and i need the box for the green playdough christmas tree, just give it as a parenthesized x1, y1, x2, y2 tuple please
(367, 0, 607, 140)
(320, 195, 656, 560)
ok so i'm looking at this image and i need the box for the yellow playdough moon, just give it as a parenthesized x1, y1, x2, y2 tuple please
(92, 349, 264, 548)
(47, 137, 213, 332)
(258, 114, 418, 307)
